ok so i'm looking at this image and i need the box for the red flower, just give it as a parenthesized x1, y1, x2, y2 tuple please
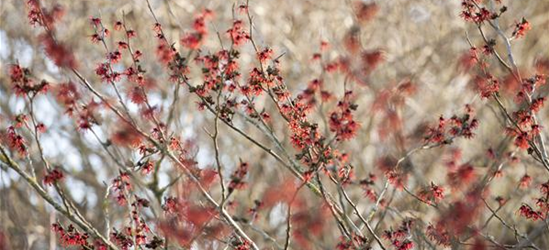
(140, 161, 154, 175)
(36, 123, 47, 133)
(128, 87, 146, 104)
(118, 41, 129, 50)
(114, 21, 123, 31)
(90, 17, 101, 26)
(227, 20, 249, 46)
(126, 29, 136, 38)
(514, 133, 529, 149)
(156, 41, 176, 64)
(476, 75, 500, 98)
(7, 126, 27, 155)
(448, 164, 475, 188)
(44, 169, 64, 186)
(518, 204, 543, 221)
(108, 50, 122, 64)
(426, 224, 451, 246)
(530, 97, 545, 113)
(153, 23, 162, 34)
(180, 33, 202, 49)
(512, 18, 531, 39)
(228, 162, 249, 193)
(9, 64, 24, 82)
(257, 48, 273, 63)
(361, 50, 385, 72)
(519, 174, 532, 188)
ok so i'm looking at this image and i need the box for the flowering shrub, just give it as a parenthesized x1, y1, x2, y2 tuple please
(1, 0, 549, 249)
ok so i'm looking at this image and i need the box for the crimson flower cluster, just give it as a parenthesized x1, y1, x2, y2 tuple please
(518, 181, 549, 221)
(228, 161, 249, 194)
(9, 64, 50, 96)
(180, 10, 213, 49)
(382, 220, 415, 250)
(424, 105, 479, 144)
(51, 223, 101, 249)
(417, 182, 445, 205)
(43, 168, 64, 186)
(329, 91, 360, 141)
(112, 171, 132, 205)
(5, 126, 27, 156)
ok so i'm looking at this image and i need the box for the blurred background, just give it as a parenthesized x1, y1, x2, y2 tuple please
(1, 0, 549, 249)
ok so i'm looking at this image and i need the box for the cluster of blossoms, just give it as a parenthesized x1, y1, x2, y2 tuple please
(227, 19, 250, 46)
(27, 0, 65, 29)
(504, 74, 547, 150)
(426, 223, 451, 247)
(382, 220, 415, 250)
(329, 91, 360, 141)
(359, 173, 380, 202)
(475, 74, 500, 98)
(5, 126, 27, 155)
(181, 9, 214, 49)
(228, 161, 249, 194)
(108, 172, 162, 249)
(109, 229, 134, 250)
(114, 196, 153, 248)
(424, 105, 479, 144)
(9, 64, 50, 96)
(54, 81, 104, 131)
(90, 16, 161, 120)
(417, 182, 445, 205)
(43, 168, 64, 186)
(335, 233, 367, 250)
(51, 223, 101, 249)
(447, 163, 476, 189)
(518, 204, 544, 221)
(512, 18, 531, 39)
(112, 171, 132, 205)
(459, 0, 501, 24)
(518, 181, 549, 221)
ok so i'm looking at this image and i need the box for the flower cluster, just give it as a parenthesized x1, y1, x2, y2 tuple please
(512, 18, 531, 39)
(228, 161, 249, 194)
(383, 219, 415, 250)
(180, 9, 213, 49)
(329, 91, 360, 141)
(43, 168, 64, 186)
(26, 0, 65, 29)
(6, 126, 27, 155)
(112, 171, 132, 205)
(9, 64, 50, 96)
(227, 20, 250, 46)
(518, 181, 549, 221)
(518, 204, 544, 221)
(459, 0, 496, 23)
(475, 74, 500, 98)
(426, 223, 451, 247)
(417, 182, 445, 205)
(110, 229, 134, 250)
(51, 223, 94, 248)
(424, 105, 479, 144)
